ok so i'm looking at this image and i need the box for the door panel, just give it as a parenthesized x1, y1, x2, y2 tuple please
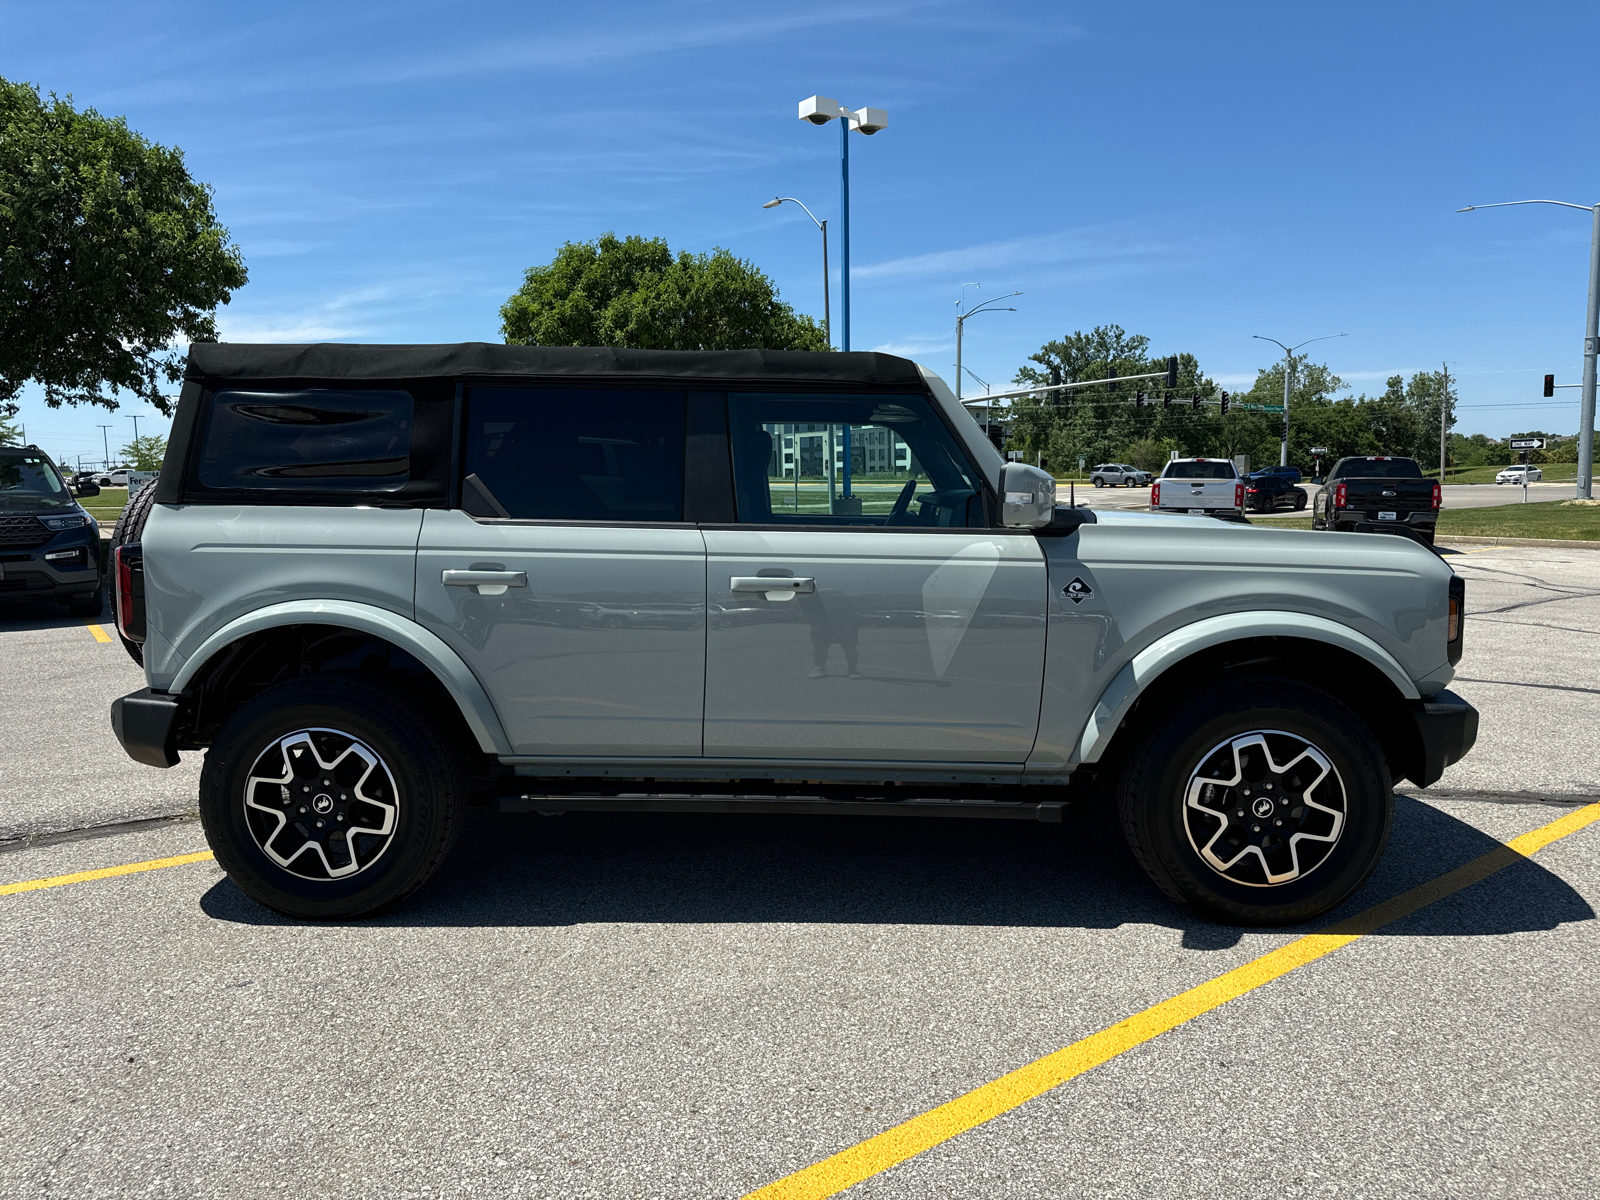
(417, 512, 706, 757)
(703, 529, 1047, 762)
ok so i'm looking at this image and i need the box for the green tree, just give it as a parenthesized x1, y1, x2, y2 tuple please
(500, 233, 827, 351)
(120, 433, 167, 470)
(0, 411, 18, 446)
(0, 78, 247, 414)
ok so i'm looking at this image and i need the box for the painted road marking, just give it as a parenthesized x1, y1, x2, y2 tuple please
(744, 802, 1600, 1200)
(85, 622, 113, 643)
(0, 850, 214, 896)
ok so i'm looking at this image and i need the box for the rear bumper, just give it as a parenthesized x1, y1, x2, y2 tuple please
(1403, 689, 1479, 788)
(110, 688, 181, 768)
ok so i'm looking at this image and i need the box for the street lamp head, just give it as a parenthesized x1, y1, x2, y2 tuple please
(762, 198, 783, 209)
(798, 96, 840, 125)
(1456, 206, 1475, 213)
(851, 107, 888, 135)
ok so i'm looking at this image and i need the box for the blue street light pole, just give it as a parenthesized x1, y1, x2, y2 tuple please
(799, 96, 887, 503)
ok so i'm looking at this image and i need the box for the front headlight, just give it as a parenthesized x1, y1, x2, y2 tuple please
(39, 514, 89, 531)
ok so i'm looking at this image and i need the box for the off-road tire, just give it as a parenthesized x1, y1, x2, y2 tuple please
(1117, 674, 1393, 925)
(199, 676, 466, 919)
(108, 483, 159, 665)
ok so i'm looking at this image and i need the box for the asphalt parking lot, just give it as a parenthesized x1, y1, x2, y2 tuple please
(2, 541, 1597, 1198)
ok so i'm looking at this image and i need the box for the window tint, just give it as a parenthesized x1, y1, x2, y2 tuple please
(463, 387, 685, 522)
(199, 390, 413, 491)
(1330, 458, 1423, 479)
(728, 392, 985, 527)
(0, 452, 73, 510)
(1161, 461, 1237, 480)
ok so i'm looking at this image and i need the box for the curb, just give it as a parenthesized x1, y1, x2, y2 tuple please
(1438, 534, 1600, 551)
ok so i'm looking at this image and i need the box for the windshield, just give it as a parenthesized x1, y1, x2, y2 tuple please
(0, 452, 75, 511)
(1162, 461, 1236, 480)
(1331, 458, 1423, 480)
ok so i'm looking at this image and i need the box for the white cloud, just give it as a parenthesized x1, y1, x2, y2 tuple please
(854, 226, 1175, 282)
(872, 337, 953, 356)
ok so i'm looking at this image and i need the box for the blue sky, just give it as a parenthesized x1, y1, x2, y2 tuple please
(4, 0, 1598, 466)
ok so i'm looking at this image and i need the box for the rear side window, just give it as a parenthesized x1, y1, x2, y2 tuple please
(1162, 461, 1236, 480)
(199, 390, 413, 491)
(462, 387, 686, 522)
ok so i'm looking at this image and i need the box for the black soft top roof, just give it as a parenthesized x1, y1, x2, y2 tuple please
(185, 342, 924, 388)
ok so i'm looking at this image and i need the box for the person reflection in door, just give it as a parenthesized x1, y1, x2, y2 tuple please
(799, 586, 862, 679)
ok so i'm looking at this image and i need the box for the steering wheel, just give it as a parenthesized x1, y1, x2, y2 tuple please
(886, 477, 919, 525)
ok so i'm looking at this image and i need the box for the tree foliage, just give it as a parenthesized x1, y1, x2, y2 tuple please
(0, 412, 18, 446)
(120, 433, 167, 470)
(500, 233, 828, 352)
(0, 78, 247, 414)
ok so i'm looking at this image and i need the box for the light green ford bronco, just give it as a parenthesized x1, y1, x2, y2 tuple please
(109, 343, 1476, 924)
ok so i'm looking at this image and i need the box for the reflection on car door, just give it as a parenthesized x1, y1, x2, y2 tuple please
(415, 387, 706, 757)
(702, 391, 1048, 765)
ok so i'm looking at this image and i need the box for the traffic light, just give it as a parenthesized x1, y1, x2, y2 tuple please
(1167, 355, 1178, 387)
(1163, 391, 1173, 409)
(1220, 392, 1231, 415)
(1191, 394, 1202, 411)
(1049, 364, 1062, 405)
(1136, 391, 1147, 407)
(1544, 373, 1555, 397)
(1107, 366, 1118, 391)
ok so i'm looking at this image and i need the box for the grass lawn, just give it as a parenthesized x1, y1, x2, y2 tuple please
(1427, 462, 1577, 485)
(79, 486, 128, 525)
(1254, 500, 1599, 540)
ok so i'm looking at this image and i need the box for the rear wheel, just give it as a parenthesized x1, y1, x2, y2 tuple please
(1117, 675, 1392, 925)
(199, 676, 466, 919)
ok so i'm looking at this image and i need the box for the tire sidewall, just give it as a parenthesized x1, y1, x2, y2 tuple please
(1124, 684, 1392, 923)
(200, 680, 458, 918)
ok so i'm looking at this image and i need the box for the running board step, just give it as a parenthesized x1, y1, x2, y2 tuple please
(499, 794, 1065, 822)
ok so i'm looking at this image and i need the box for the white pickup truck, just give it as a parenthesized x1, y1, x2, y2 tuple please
(1152, 458, 1244, 518)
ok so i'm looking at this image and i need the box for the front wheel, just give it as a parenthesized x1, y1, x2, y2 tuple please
(199, 676, 466, 919)
(1117, 675, 1393, 925)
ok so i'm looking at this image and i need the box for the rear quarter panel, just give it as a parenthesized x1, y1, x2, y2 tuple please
(1030, 514, 1455, 769)
(139, 504, 423, 690)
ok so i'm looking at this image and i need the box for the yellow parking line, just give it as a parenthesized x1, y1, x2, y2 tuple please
(85, 622, 113, 643)
(745, 802, 1600, 1200)
(0, 850, 214, 896)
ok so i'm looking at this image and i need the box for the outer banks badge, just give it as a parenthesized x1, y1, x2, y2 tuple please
(1063, 577, 1094, 605)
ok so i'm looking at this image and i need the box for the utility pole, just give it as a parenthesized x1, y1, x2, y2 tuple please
(1439, 362, 1452, 482)
(97, 425, 112, 468)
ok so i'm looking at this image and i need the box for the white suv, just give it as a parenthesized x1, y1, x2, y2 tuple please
(1152, 458, 1244, 517)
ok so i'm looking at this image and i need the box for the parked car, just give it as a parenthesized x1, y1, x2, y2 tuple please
(108, 342, 1476, 927)
(1311, 456, 1440, 546)
(1090, 463, 1151, 488)
(0, 445, 103, 616)
(95, 468, 133, 487)
(1151, 458, 1244, 518)
(1243, 472, 1308, 512)
(1495, 465, 1542, 485)
(1250, 465, 1303, 484)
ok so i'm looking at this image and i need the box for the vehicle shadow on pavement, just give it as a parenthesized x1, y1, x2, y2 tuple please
(0, 593, 107, 632)
(199, 794, 1594, 947)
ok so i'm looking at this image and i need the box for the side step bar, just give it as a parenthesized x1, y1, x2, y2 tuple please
(499, 793, 1065, 822)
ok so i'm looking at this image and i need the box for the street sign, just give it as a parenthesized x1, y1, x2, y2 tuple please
(1509, 438, 1546, 450)
(1311, 446, 1328, 455)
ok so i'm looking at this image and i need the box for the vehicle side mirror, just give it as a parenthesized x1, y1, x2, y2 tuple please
(1310, 477, 1324, 486)
(1000, 462, 1056, 529)
(75, 481, 100, 497)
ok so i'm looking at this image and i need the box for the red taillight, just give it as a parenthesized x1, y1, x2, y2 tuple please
(1334, 483, 1347, 509)
(1432, 482, 1442, 510)
(1246, 486, 1260, 494)
(1234, 482, 1244, 508)
(113, 544, 145, 643)
(1151, 482, 1160, 506)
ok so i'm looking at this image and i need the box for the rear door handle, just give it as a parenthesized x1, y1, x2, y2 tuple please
(731, 576, 815, 602)
(442, 569, 528, 596)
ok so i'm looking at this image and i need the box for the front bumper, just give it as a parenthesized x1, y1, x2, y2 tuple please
(110, 688, 182, 768)
(0, 527, 101, 601)
(1403, 689, 1479, 788)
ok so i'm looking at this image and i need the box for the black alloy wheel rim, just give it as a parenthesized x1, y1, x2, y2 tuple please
(1183, 730, 1347, 887)
(242, 728, 400, 880)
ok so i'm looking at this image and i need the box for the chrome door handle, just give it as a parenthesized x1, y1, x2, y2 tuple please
(442, 569, 527, 596)
(730, 576, 815, 602)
